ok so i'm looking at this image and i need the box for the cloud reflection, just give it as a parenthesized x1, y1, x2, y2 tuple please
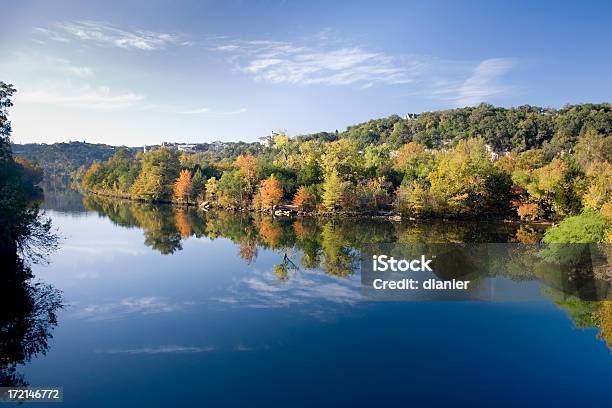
(103, 345, 215, 354)
(72, 296, 189, 321)
(216, 266, 363, 311)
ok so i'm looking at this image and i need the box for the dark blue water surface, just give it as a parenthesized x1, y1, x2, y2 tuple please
(9, 194, 612, 407)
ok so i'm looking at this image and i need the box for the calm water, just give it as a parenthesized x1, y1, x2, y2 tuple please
(6, 190, 612, 407)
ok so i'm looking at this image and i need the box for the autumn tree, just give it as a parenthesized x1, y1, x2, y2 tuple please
(512, 156, 584, 219)
(320, 139, 364, 182)
(205, 176, 218, 201)
(574, 129, 610, 171)
(273, 130, 291, 162)
(322, 170, 349, 211)
(173, 169, 193, 203)
(235, 154, 260, 192)
(582, 161, 611, 212)
(259, 175, 283, 210)
(395, 181, 438, 217)
(428, 138, 510, 216)
(393, 142, 435, 183)
(292, 185, 317, 211)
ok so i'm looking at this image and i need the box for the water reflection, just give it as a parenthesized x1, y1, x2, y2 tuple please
(81, 194, 536, 276)
(0, 252, 63, 387)
(41, 180, 87, 214)
(38, 191, 612, 356)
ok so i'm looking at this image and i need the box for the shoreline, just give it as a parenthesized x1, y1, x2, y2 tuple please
(79, 189, 554, 224)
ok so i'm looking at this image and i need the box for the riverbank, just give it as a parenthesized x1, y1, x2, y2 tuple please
(81, 189, 553, 225)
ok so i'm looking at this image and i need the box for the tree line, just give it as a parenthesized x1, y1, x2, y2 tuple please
(79, 103, 611, 242)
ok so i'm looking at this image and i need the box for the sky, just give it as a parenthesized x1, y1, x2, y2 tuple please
(1, 0, 611, 146)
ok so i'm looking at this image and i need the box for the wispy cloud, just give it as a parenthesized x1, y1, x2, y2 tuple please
(1, 52, 94, 78)
(434, 58, 516, 106)
(32, 27, 70, 43)
(34, 20, 189, 50)
(17, 85, 144, 110)
(213, 39, 420, 87)
(211, 36, 517, 104)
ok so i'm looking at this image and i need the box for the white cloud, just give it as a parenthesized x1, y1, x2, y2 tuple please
(17, 86, 145, 110)
(35, 20, 187, 51)
(213, 39, 419, 87)
(216, 265, 363, 311)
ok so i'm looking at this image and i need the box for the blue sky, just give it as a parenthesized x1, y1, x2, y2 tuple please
(2, 0, 611, 146)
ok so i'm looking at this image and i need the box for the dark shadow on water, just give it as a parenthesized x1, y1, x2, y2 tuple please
(0, 250, 63, 387)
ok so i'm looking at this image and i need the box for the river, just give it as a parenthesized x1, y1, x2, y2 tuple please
(7, 189, 612, 407)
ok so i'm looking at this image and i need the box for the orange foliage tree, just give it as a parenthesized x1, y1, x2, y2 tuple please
(259, 176, 283, 209)
(292, 186, 315, 210)
(173, 169, 193, 203)
(236, 154, 260, 192)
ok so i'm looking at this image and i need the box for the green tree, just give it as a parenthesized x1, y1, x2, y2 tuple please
(0, 82, 55, 259)
(130, 148, 180, 202)
(217, 170, 247, 208)
(543, 210, 610, 243)
(190, 169, 205, 202)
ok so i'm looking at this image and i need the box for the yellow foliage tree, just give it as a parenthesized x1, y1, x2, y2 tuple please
(582, 161, 612, 211)
(393, 142, 426, 171)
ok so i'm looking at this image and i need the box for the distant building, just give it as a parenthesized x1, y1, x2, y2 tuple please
(210, 141, 226, 151)
(259, 135, 274, 147)
(161, 141, 177, 149)
(177, 144, 197, 153)
(259, 130, 283, 147)
(405, 113, 420, 120)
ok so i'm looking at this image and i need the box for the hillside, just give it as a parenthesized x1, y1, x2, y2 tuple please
(12, 141, 123, 179)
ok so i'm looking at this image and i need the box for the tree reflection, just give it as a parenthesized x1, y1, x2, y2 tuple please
(0, 252, 63, 387)
(547, 290, 612, 349)
(81, 194, 549, 274)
